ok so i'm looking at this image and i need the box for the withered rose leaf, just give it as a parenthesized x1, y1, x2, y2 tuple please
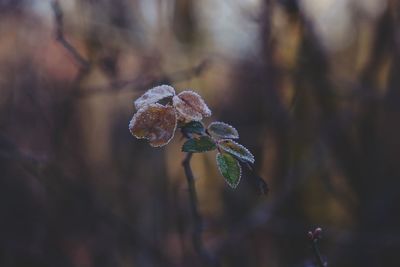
(173, 91, 211, 122)
(173, 95, 202, 122)
(129, 103, 177, 147)
(134, 85, 175, 110)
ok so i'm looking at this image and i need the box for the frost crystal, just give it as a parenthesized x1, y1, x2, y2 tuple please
(173, 95, 203, 122)
(173, 90, 212, 122)
(130, 86, 215, 148)
(182, 136, 217, 152)
(129, 103, 177, 147)
(134, 85, 176, 110)
(208, 121, 239, 139)
(218, 139, 255, 164)
(216, 152, 242, 188)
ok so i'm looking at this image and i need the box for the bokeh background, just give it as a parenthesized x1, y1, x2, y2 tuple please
(1, 0, 399, 266)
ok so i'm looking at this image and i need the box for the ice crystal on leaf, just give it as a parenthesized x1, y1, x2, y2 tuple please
(216, 152, 242, 188)
(129, 103, 177, 147)
(134, 85, 175, 110)
(173, 91, 211, 123)
(182, 136, 217, 152)
(180, 121, 206, 136)
(129, 85, 212, 147)
(218, 139, 255, 164)
(208, 121, 239, 139)
(129, 84, 262, 191)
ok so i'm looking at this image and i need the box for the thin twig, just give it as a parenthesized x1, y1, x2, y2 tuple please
(74, 58, 211, 97)
(51, 0, 90, 69)
(212, 168, 297, 256)
(308, 228, 327, 267)
(51, 2, 211, 97)
(311, 240, 326, 267)
(182, 152, 220, 267)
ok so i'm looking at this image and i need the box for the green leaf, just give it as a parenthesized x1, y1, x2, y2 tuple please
(218, 139, 255, 164)
(181, 121, 205, 135)
(182, 136, 217, 152)
(216, 153, 242, 188)
(207, 121, 239, 139)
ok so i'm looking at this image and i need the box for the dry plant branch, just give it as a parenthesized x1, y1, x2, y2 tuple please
(51, 2, 210, 98)
(308, 228, 327, 267)
(51, 0, 90, 70)
(75, 59, 211, 98)
(182, 152, 220, 267)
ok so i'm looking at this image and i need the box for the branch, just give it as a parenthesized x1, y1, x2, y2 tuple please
(75, 58, 211, 97)
(212, 168, 297, 256)
(308, 228, 327, 267)
(182, 152, 220, 267)
(51, 0, 90, 70)
(51, 1, 211, 97)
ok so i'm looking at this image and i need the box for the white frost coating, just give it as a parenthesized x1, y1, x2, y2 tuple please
(216, 152, 242, 189)
(178, 90, 212, 117)
(128, 108, 143, 133)
(173, 90, 212, 122)
(218, 139, 255, 164)
(134, 85, 176, 110)
(129, 103, 177, 147)
(128, 103, 160, 136)
(172, 95, 203, 122)
(208, 121, 239, 139)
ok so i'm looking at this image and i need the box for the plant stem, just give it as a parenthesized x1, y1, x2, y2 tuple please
(311, 239, 326, 267)
(182, 152, 219, 267)
(51, 0, 90, 69)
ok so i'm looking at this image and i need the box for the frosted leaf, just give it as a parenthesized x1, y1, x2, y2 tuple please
(216, 152, 242, 188)
(173, 95, 202, 122)
(173, 90, 211, 122)
(134, 85, 176, 110)
(129, 103, 177, 147)
(180, 121, 205, 136)
(207, 121, 239, 139)
(178, 91, 212, 117)
(182, 136, 217, 152)
(218, 139, 255, 164)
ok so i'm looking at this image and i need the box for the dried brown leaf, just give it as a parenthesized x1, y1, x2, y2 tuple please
(129, 103, 177, 147)
(173, 91, 211, 122)
(134, 85, 175, 110)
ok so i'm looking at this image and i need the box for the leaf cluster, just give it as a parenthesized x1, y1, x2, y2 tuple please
(181, 121, 254, 188)
(129, 85, 258, 189)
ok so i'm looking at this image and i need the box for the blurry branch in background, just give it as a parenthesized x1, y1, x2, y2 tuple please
(51, 1, 211, 97)
(51, 0, 90, 70)
(214, 168, 297, 256)
(308, 228, 327, 267)
(76, 58, 211, 97)
(182, 153, 220, 267)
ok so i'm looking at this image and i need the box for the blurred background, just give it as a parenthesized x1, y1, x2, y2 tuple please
(0, 0, 399, 266)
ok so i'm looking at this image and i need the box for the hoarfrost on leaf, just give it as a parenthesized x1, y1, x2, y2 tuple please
(173, 90, 211, 122)
(180, 121, 205, 136)
(216, 152, 242, 188)
(182, 136, 217, 152)
(129, 103, 177, 147)
(173, 95, 203, 122)
(134, 85, 176, 110)
(218, 139, 255, 164)
(207, 121, 239, 139)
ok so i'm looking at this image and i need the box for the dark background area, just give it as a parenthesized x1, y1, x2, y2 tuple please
(0, 0, 399, 266)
